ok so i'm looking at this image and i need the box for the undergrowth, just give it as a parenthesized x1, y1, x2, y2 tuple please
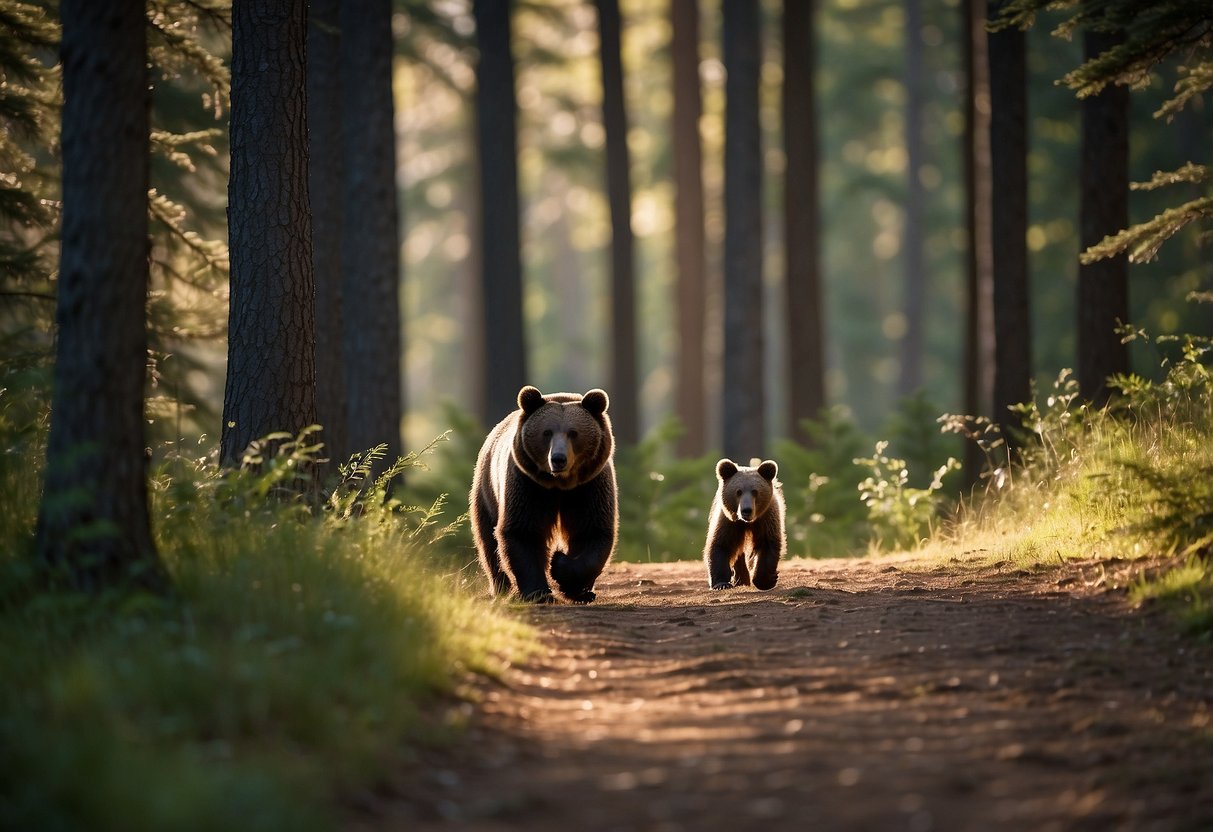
(0, 384, 532, 831)
(935, 321, 1213, 638)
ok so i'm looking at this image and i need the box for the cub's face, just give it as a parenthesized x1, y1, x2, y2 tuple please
(716, 458, 778, 523)
(518, 387, 609, 480)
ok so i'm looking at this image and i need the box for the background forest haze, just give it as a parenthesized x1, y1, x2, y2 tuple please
(5, 1, 1208, 459)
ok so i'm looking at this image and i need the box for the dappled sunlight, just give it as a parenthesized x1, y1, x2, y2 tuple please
(382, 558, 1213, 829)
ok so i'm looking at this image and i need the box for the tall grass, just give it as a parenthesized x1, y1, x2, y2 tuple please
(0, 387, 532, 830)
(933, 325, 1213, 636)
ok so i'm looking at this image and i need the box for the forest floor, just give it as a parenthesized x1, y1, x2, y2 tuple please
(347, 555, 1213, 832)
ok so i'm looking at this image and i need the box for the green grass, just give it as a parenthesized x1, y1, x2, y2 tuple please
(1130, 558, 1213, 637)
(0, 400, 533, 831)
(931, 340, 1213, 636)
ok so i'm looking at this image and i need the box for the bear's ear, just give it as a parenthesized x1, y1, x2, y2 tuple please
(518, 386, 545, 415)
(581, 388, 609, 416)
(716, 459, 738, 481)
(757, 460, 778, 481)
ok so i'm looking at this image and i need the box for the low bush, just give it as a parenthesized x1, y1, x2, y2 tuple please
(0, 386, 531, 831)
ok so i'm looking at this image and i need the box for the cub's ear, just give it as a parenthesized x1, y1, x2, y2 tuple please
(757, 460, 778, 481)
(581, 388, 609, 416)
(518, 386, 545, 415)
(716, 458, 738, 481)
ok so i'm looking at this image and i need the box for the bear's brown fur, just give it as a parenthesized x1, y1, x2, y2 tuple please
(703, 458, 786, 590)
(469, 386, 618, 603)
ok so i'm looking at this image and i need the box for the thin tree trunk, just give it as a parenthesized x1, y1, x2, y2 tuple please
(308, 0, 348, 466)
(783, 0, 825, 444)
(37, 0, 166, 593)
(722, 0, 765, 461)
(473, 0, 527, 425)
(1078, 30, 1129, 407)
(595, 0, 639, 445)
(962, 0, 994, 486)
(899, 0, 926, 397)
(221, 0, 318, 469)
(341, 0, 402, 466)
(987, 1, 1031, 452)
(671, 0, 708, 457)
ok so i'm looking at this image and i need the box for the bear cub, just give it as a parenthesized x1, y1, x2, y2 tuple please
(469, 385, 618, 603)
(703, 458, 786, 590)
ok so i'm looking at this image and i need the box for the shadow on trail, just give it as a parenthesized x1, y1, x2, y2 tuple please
(359, 559, 1213, 832)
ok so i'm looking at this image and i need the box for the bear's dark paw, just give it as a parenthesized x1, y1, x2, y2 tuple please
(752, 575, 778, 591)
(520, 589, 557, 604)
(562, 588, 596, 604)
(710, 581, 733, 591)
(550, 555, 596, 595)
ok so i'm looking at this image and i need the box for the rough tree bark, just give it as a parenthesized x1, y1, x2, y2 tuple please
(722, 0, 765, 461)
(783, 0, 825, 444)
(671, 0, 708, 457)
(1078, 30, 1129, 407)
(37, 0, 167, 592)
(595, 0, 639, 445)
(307, 0, 349, 465)
(221, 0, 318, 469)
(340, 0, 403, 465)
(987, 0, 1031, 451)
(473, 0, 528, 425)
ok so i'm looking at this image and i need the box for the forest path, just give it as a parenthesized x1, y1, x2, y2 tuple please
(354, 557, 1213, 832)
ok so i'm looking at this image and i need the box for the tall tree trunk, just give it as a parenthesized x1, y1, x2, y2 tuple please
(552, 178, 591, 384)
(987, 1, 1031, 452)
(783, 0, 825, 444)
(595, 0, 639, 445)
(307, 0, 348, 466)
(722, 0, 765, 461)
(1078, 30, 1129, 407)
(473, 0, 527, 425)
(221, 0, 318, 469)
(962, 0, 994, 487)
(671, 0, 707, 457)
(340, 0, 402, 466)
(899, 0, 926, 397)
(37, 0, 166, 593)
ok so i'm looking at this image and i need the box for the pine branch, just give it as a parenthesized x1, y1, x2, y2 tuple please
(1081, 196, 1213, 264)
(1131, 163, 1209, 191)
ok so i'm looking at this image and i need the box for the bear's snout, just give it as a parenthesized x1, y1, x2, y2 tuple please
(548, 433, 570, 474)
(737, 493, 756, 521)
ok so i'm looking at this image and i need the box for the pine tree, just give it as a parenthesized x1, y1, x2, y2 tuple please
(0, 1, 57, 279)
(595, 0, 639, 446)
(783, 0, 826, 445)
(988, 0, 1032, 449)
(37, 0, 167, 593)
(472, 0, 527, 425)
(220, 0, 318, 473)
(721, 0, 765, 461)
(670, 0, 708, 457)
(998, 0, 1213, 263)
(340, 0, 403, 470)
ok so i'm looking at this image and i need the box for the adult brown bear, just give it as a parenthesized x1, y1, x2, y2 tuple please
(469, 386, 618, 603)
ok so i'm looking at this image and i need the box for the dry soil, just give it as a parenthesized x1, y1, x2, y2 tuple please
(350, 556, 1213, 832)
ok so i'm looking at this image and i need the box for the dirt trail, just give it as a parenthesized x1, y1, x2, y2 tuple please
(354, 557, 1213, 832)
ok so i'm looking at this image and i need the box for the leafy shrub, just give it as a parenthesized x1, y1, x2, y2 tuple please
(614, 418, 718, 562)
(773, 407, 871, 557)
(855, 441, 959, 550)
